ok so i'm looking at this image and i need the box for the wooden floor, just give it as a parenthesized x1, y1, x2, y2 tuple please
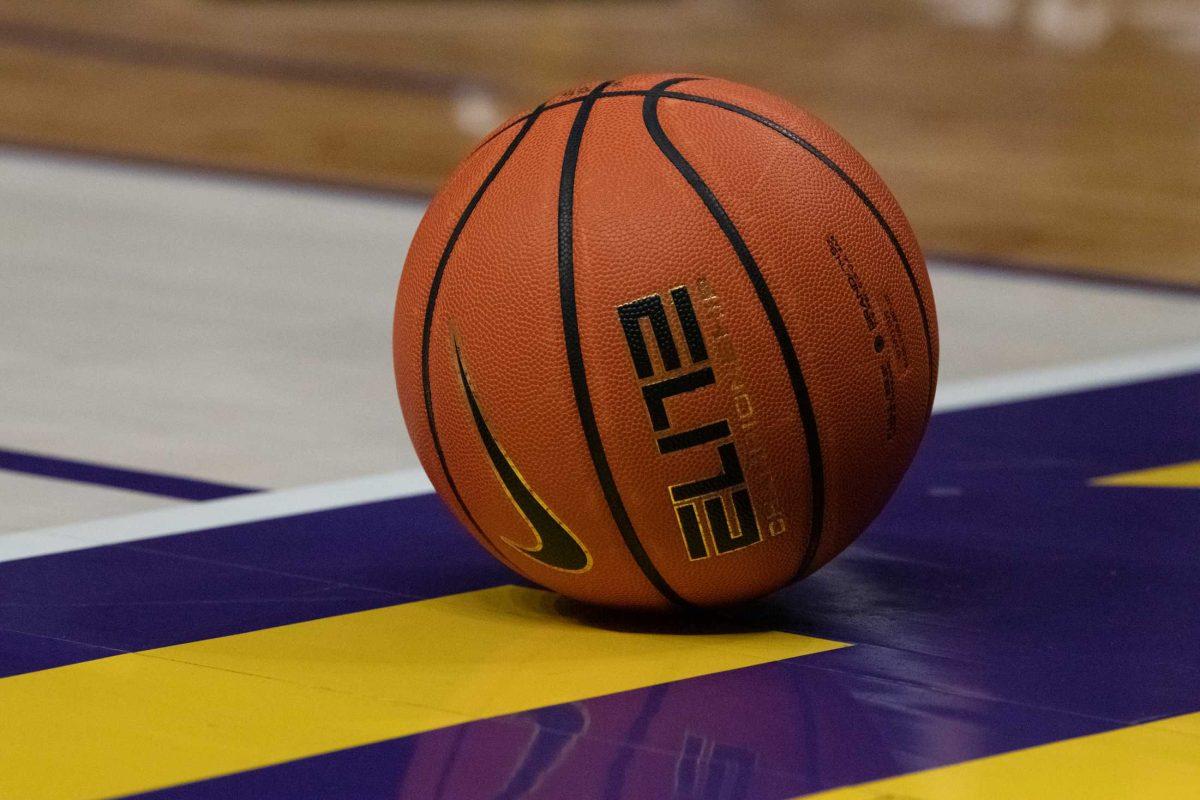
(4, 140, 1200, 531)
(1, 0, 1198, 285)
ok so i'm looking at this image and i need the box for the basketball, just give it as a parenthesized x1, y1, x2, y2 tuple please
(394, 74, 938, 610)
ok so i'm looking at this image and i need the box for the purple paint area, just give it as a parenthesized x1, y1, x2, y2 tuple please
(135, 661, 1110, 800)
(3, 373, 1198, 797)
(762, 373, 1200, 723)
(0, 495, 517, 676)
(0, 447, 256, 500)
(0, 628, 121, 677)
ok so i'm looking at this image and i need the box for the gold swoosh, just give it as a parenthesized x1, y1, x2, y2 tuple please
(455, 340, 592, 572)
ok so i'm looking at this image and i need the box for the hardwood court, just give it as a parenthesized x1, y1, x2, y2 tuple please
(2, 5, 1200, 795)
(0, 0, 1197, 286)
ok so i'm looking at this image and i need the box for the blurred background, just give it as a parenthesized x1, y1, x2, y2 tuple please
(3, 0, 1198, 283)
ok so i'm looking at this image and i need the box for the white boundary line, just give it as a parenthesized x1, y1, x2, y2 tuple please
(3, 342, 1200, 566)
(0, 468, 432, 564)
(933, 341, 1200, 412)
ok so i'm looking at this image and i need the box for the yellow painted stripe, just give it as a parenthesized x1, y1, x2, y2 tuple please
(804, 711, 1200, 800)
(0, 585, 844, 800)
(1093, 459, 1200, 488)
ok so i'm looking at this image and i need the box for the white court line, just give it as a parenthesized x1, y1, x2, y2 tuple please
(933, 340, 1200, 412)
(3, 342, 1200, 565)
(0, 467, 433, 564)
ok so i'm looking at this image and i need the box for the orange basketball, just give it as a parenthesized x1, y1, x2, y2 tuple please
(394, 75, 938, 610)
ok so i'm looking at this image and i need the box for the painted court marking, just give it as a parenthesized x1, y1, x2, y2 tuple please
(0, 585, 844, 800)
(3, 342, 1200, 566)
(807, 710, 1200, 800)
(1093, 459, 1200, 488)
(0, 446, 256, 500)
(932, 340, 1200, 412)
(0, 467, 433, 564)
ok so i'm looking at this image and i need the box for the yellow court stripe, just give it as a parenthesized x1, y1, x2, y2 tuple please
(804, 711, 1200, 800)
(0, 585, 844, 800)
(1092, 460, 1200, 488)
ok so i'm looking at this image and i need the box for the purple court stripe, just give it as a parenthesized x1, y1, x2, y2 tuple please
(0, 447, 258, 501)
(3, 375, 1199, 798)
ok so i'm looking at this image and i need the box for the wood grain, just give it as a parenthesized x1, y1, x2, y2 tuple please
(2, 0, 1197, 285)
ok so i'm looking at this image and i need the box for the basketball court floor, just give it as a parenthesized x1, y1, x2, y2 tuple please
(2, 1, 1199, 798)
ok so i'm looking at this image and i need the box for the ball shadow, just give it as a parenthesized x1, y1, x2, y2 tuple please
(547, 593, 809, 637)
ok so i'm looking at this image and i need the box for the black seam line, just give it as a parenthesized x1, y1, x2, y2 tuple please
(644, 77, 827, 579)
(471, 89, 651, 156)
(558, 81, 692, 608)
(420, 104, 545, 573)
(659, 88, 937, 418)
(478, 83, 935, 416)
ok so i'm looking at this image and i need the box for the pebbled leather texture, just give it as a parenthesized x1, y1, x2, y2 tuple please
(394, 74, 938, 610)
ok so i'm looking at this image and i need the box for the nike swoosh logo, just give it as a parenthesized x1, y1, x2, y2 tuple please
(455, 340, 592, 572)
